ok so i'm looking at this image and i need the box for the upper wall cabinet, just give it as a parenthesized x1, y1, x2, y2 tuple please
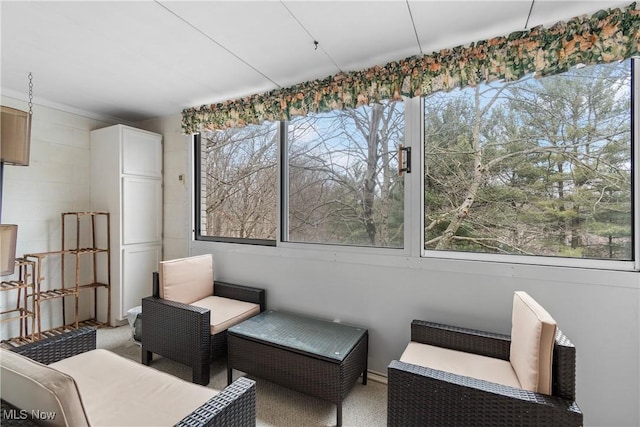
(121, 127, 162, 177)
(90, 124, 162, 325)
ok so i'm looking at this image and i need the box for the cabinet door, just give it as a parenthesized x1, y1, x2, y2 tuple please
(121, 244, 161, 319)
(122, 176, 162, 244)
(121, 128, 162, 177)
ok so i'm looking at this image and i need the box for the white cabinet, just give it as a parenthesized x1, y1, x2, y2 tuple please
(122, 245, 161, 314)
(90, 125, 162, 325)
(122, 176, 162, 244)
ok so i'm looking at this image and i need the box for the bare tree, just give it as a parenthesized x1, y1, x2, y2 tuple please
(288, 101, 404, 247)
(201, 124, 278, 239)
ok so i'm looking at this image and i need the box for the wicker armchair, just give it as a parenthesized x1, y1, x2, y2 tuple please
(388, 294, 583, 427)
(142, 254, 266, 385)
(1, 327, 256, 427)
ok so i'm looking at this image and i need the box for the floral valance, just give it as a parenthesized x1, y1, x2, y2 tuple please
(182, 2, 639, 134)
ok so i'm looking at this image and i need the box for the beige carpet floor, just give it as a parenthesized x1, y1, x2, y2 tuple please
(97, 326, 387, 427)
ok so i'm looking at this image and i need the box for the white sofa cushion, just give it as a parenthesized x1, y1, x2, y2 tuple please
(400, 341, 522, 389)
(510, 291, 557, 394)
(191, 296, 261, 335)
(0, 347, 89, 427)
(50, 349, 217, 426)
(159, 254, 214, 304)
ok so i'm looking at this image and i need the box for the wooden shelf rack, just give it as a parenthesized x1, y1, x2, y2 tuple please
(0, 258, 37, 344)
(11, 212, 112, 343)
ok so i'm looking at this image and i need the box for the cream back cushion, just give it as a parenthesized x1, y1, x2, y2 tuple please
(0, 347, 89, 427)
(159, 254, 214, 304)
(509, 291, 557, 394)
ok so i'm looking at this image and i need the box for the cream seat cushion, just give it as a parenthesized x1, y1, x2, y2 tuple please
(158, 254, 260, 335)
(51, 349, 217, 426)
(400, 341, 522, 390)
(191, 296, 261, 335)
(0, 347, 89, 427)
(510, 291, 557, 394)
(159, 254, 214, 304)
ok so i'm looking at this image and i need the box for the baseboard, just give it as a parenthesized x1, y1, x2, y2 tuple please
(367, 370, 388, 385)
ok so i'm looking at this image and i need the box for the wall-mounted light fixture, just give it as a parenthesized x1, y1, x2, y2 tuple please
(1, 72, 32, 166)
(1, 73, 33, 276)
(0, 224, 18, 276)
(1, 105, 31, 166)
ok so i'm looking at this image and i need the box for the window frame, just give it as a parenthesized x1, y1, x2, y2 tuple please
(277, 101, 416, 257)
(419, 59, 639, 272)
(193, 132, 277, 247)
(281, 101, 409, 249)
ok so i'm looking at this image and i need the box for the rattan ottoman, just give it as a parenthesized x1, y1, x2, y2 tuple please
(227, 310, 368, 427)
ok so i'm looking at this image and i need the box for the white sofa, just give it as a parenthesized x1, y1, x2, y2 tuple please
(0, 327, 255, 426)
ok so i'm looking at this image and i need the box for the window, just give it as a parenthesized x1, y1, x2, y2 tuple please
(196, 122, 278, 244)
(423, 60, 633, 261)
(284, 101, 405, 247)
(194, 59, 637, 270)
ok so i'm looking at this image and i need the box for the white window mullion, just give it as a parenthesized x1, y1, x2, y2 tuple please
(633, 57, 640, 271)
(403, 96, 424, 258)
(279, 121, 288, 245)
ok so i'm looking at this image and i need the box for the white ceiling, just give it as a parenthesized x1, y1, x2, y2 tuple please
(1, 1, 630, 123)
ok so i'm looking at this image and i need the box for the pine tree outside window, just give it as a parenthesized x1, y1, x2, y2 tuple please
(423, 60, 633, 262)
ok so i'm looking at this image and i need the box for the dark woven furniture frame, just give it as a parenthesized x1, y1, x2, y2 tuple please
(142, 272, 266, 385)
(387, 320, 583, 427)
(1, 327, 257, 427)
(227, 312, 368, 427)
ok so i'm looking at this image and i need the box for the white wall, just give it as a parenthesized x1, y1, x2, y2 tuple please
(189, 242, 639, 427)
(148, 112, 639, 427)
(137, 114, 191, 261)
(1, 96, 115, 337)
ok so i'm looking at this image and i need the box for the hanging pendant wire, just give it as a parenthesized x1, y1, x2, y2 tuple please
(28, 72, 33, 115)
(524, 0, 535, 29)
